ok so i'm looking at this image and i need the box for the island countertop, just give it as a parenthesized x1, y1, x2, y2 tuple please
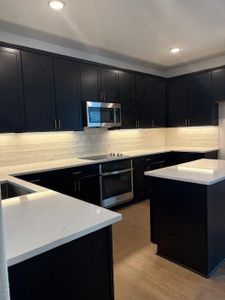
(145, 159, 225, 185)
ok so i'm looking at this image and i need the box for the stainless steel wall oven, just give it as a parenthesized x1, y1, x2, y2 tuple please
(99, 159, 133, 208)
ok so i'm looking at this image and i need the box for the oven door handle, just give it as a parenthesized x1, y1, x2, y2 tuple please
(101, 168, 133, 176)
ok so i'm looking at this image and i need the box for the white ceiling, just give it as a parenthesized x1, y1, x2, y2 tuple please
(1, 0, 225, 70)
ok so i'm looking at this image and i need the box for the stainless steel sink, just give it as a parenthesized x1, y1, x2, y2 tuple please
(0, 182, 34, 200)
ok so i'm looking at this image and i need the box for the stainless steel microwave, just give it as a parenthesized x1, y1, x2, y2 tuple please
(84, 101, 121, 128)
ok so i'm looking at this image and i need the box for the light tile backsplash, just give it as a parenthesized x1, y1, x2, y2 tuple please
(165, 126, 219, 148)
(0, 126, 219, 167)
(0, 128, 165, 167)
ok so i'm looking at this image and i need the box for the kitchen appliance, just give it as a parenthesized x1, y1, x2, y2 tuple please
(99, 159, 133, 208)
(80, 153, 129, 161)
(83, 101, 121, 128)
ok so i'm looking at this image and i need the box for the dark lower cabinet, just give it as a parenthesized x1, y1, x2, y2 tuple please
(53, 165, 101, 206)
(0, 47, 25, 133)
(169, 150, 218, 165)
(133, 153, 169, 201)
(21, 51, 56, 131)
(17, 164, 101, 206)
(54, 58, 82, 131)
(149, 150, 218, 244)
(8, 226, 114, 300)
(149, 177, 225, 277)
(134, 150, 218, 203)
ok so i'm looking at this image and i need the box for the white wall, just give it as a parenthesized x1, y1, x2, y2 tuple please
(0, 30, 164, 77)
(164, 55, 225, 78)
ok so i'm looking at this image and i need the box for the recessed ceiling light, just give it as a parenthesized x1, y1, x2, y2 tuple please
(170, 47, 181, 54)
(48, 1, 65, 10)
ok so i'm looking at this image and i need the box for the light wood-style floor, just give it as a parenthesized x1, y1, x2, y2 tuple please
(112, 200, 225, 300)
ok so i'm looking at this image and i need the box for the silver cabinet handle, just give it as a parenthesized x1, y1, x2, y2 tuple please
(58, 119, 61, 130)
(101, 168, 133, 176)
(151, 120, 154, 127)
(74, 182, 77, 193)
(54, 119, 57, 130)
(72, 171, 82, 176)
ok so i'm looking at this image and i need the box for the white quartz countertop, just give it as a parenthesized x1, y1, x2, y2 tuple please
(0, 174, 121, 267)
(0, 146, 217, 267)
(145, 159, 225, 185)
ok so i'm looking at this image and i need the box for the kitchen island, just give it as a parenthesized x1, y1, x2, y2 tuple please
(145, 159, 225, 277)
(0, 172, 121, 300)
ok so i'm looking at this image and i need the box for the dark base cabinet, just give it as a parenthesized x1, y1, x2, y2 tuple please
(149, 177, 225, 277)
(8, 227, 114, 300)
(17, 164, 101, 206)
(133, 153, 169, 201)
(133, 150, 218, 202)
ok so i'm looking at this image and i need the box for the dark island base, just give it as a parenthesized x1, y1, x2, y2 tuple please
(149, 178, 225, 277)
(8, 226, 114, 300)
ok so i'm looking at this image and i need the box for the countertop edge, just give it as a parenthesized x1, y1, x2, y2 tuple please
(7, 214, 122, 267)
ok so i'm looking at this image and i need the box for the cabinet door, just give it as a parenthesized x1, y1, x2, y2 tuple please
(118, 70, 136, 129)
(135, 74, 151, 128)
(189, 71, 217, 126)
(78, 175, 101, 206)
(22, 51, 56, 131)
(0, 47, 25, 132)
(212, 68, 225, 102)
(54, 58, 82, 131)
(149, 78, 166, 127)
(80, 63, 100, 101)
(101, 68, 119, 102)
(167, 77, 189, 127)
(133, 156, 149, 200)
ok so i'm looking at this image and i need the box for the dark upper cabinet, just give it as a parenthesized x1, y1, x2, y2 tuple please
(118, 70, 136, 129)
(0, 47, 25, 133)
(212, 68, 225, 102)
(149, 78, 166, 127)
(21, 51, 56, 131)
(80, 63, 118, 102)
(135, 74, 151, 128)
(167, 76, 190, 127)
(80, 63, 100, 101)
(135, 75, 166, 128)
(189, 71, 218, 126)
(100, 67, 119, 102)
(54, 58, 82, 131)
